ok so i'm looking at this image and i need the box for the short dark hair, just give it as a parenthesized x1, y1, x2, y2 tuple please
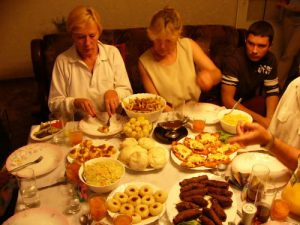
(246, 20, 274, 44)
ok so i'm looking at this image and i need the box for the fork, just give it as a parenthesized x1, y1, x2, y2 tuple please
(105, 116, 111, 127)
(9, 156, 43, 173)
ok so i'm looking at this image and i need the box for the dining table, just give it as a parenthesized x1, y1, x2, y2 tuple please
(6, 108, 300, 225)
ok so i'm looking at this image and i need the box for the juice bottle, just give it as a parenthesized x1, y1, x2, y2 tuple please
(281, 156, 300, 216)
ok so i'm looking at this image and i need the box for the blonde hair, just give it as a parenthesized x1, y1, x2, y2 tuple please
(67, 5, 102, 34)
(147, 7, 182, 41)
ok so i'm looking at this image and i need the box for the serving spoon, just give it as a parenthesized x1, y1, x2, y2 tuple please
(8, 156, 43, 173)
(224, 98, 242, 115)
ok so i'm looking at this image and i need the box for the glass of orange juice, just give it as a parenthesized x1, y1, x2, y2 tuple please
(65, 122, 83, 146)
(88, 195, 107, 221)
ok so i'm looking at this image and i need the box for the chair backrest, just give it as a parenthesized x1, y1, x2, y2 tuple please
(0, 109, 12, 167)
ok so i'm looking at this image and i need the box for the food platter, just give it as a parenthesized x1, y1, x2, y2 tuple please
(67, 139, 119, 164)
(107, 181, 166, 225)
(6, 143, 63, 178)
(181, 102, 224, 124)
(3, 207, 69, 225)
(166, 173, 237, 224)
(30, 120, 63, 141)
(79, 113, 125, 137)
(170, 133, 239, 170)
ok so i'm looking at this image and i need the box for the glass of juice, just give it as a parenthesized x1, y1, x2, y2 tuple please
(88, 195, 107, 221)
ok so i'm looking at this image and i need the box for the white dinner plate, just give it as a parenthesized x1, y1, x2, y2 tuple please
(30, 120, 62, 141)
(6, 143, 63, 178)
(3, 207, 69, 225)
(66, 139, 120, 164)
(107, 181, 166, 225)
(123, 144, 170, 172)
(231, 152, 291, 188)
(79, 113, 125, 137)
(166, 173, 237, 224)
(181, 101, 224, 124)
(170, 134, 237, 170)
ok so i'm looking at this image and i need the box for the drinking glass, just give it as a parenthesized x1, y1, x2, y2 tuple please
(253, 184, 277, 224)
(64, 182, 81, 214)
(65, 122, 83, 146)
(245, 164, 270, 203)
(49, 109, 72, 144)
(17, 168, 40, 208)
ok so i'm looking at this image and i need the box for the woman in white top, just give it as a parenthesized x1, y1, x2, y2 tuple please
(138, 7, 221, 111)
(49, 5, 132, 117)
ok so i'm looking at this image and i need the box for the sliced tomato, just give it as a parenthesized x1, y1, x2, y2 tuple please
(51, 120, 62, 129)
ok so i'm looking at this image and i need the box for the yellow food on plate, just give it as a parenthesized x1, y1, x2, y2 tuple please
(123, 117, 152, 139)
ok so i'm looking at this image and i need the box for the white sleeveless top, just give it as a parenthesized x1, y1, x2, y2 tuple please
(139, 38, 200, 108)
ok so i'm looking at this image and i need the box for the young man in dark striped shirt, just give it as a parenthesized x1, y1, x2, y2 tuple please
(221, 20, 280, 128)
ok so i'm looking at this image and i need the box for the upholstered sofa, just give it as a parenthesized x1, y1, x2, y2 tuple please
(31, 25, 247, 120)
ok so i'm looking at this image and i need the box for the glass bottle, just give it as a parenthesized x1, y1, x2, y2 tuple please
(281, 156, 300, 216)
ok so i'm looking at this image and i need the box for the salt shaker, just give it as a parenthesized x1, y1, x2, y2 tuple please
(239, 202, 257, 225)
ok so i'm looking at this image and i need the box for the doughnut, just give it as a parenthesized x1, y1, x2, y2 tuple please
(120, 203, 135, 216)
(128, 195, 141, 206)
(139, 185, 153, 197)
(141, 194, 155, 206)
(149, 202, 163, 216)
(106, 198, 121, 213)
(131, 212, 142, 224)
(135, 204, 149, 219)
(125, 185, 139, 196)
(154, 190, 168, 203)
(113, 192, 129, 204)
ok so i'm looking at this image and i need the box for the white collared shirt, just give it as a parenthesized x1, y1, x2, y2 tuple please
(48, 41, 132, 114)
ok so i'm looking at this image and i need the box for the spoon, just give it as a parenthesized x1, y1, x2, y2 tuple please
(79, 213, 92, 225)
(224, 97, 242, 115)
(8, 156, 43, 173)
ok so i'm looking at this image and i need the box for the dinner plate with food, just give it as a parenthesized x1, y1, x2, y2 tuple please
(79, 113, 125, 137)
(170, 132, 240, 170)
(106, 181, 168, 225)
(30, 120, 63, 141)
(6, 143, 63, 178)
(67, 139, 119, 164)
(118, 137, 169, 171)
(166, 173, 237, 225)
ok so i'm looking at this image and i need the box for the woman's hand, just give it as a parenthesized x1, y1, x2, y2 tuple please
(228, 122, 272, 146)
(104, 90, 120, 116)
(74, 98, 97, 117)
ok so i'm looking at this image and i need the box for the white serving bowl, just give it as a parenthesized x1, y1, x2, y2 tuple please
(217, 109, 253, 134)
(78, 158, 125, 193)
(121, 93, 166, 122)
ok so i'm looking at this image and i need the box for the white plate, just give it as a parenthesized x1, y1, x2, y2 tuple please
(79, 113, 124, 137)
(3, 207, 69, 225)
(166, 173, 237, 224)
(124, 144, 170, 171)
(6, 143, 63, 178)
(170, 134, 237, 170)
(67, 139, 120, 164)
(182, 102, 224, 124)
(30, 120, 62, 141)
(231, 152, 291, 188)
(107, 181, 166, 225)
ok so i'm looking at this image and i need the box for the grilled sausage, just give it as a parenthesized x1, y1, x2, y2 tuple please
(211, 199, 227, 221)
(200, 215, 215, 225)
(180, 183, 206, 192)
(176, 201, 200, 212)
(181, 195, 208, 207)
(205, 180, 229, 189)
(210, 194, 233, 208)
(173, 208, 202, 225)
(203, 207, 222, 225)
(180, 188, 208, 200)
(179, 175, 208, 187)
(208, 186, 233, 197)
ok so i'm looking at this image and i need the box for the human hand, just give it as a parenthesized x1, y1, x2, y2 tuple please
(228, 122, 272, 146)
(73, 98, 97, 117)
(104, 90, 120, 116)
(196, 71, 214, 92)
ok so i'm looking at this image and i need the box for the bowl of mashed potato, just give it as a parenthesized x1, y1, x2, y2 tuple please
(78, 158, 125, 193)
(218, 109, 253, 134)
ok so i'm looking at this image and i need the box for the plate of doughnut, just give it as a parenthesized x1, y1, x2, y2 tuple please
(106, 181, 168, 224)
(166, 173, 237, 225)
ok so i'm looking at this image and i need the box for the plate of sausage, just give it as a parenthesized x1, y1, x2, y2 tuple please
(166, 173, 237, 225)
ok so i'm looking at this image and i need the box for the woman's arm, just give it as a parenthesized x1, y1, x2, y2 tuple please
(138, 60, 159, 95)
(190, 39, 221, 91)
